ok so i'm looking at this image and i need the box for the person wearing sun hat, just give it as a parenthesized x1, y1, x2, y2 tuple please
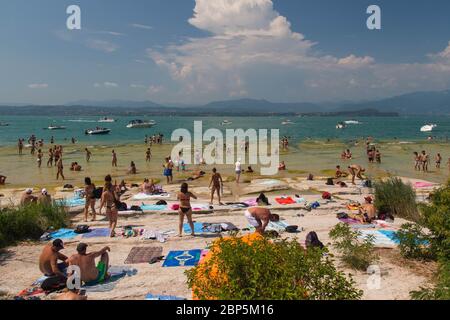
(38, 188, 52, 205)
(20, 188, 37, 206)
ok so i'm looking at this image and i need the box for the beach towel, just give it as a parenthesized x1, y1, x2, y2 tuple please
(358, 230, 398, 247)
(141, 229, 172, 243)
(242, 199, 258, 207)
(140, 204, 167, 211)
(227, 202, 249, 208)
(145, 294, 186, 300)
(56, 197, 85, 207)
(183, 222, 222, 234)
(275, 197, 295, 205)
(132, 193, 170, 200)
(49, 228, 78, 240)
(83, 266, 138, 292)
(82, 228, 111, 239)
(191, 203, 212, 211)
(163, 249, 202, 267)
(414, 182, 435, 188)
(220, 222, 239, 231)
(248, 220, 292, 233)
(124, 246, 163, 264)
(295, 197, 306, 204)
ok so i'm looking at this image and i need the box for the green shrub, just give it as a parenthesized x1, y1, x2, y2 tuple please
(329, 223, 379, 271)
(396, 223, 433, 260)
(373, 177, 420, 222)
(0, 202, 68, 249)
(411, 258, 450, 300)
(186, 236, 362, 300)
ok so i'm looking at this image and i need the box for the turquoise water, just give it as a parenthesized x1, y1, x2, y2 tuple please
(0, 115, 449, 146)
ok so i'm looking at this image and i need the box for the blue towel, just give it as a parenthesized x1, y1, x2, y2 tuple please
(145, 294, 186, 300)
(82, 228, 111, 239)
(378, 229, 428, 245)
(49, 228, 78, 240)
(163, 249, 202, 267)
(56, 197, 85, 207)
(183, 222, 206, 234)
(140, 204, 167, 211)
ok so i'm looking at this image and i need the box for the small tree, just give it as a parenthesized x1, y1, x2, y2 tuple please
(186, 234, 362, 300)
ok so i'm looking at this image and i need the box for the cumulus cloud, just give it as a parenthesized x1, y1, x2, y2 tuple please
(86, 39, 119, 53)
(147, 0, 450, 102)
(94, 82, 119, 88)
(28, 83, 48, 89)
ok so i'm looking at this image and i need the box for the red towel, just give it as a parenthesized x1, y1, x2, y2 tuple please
(275, 197, 295, 205)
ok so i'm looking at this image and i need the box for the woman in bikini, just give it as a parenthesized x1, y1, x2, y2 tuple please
(177, 182, 197, 237)
(99, 181, 118, 237)
(84, 177, 96, 222)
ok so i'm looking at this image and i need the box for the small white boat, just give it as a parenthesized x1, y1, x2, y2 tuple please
(0, 122, 9, 126)
(336, 122, 346, 129)
(126, 119, 156, 128)
(47, 125, 66, 130)
(420, 124, 437, 132)
(221, 120, 232, 126)
(98, 117, 116, 123)
(282, 120, 294, 125)
(85, 128, 111, 135)
(344, 120, 361, 125)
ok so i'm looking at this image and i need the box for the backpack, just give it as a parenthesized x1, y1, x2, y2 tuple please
(256, 193, 270, 206)
(322, 192, 332, 200)
(325, 178, 334, 186)
(337, 212, 349, 219)
(155, 200, 167, 205)
(305, 231, 324, 249)
(93, 187, 103, 199)
(74, 225, 90, 234)
(285, 225, 298, 233)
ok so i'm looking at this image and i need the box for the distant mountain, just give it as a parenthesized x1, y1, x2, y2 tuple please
(201, 98, 320, 113)
(65, 99, 164, 108)
(338, 90, 450, 115)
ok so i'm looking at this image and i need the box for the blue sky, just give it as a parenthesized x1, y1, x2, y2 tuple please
(0, 0, 450, 105)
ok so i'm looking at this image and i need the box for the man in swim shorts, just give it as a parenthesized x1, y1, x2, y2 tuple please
(244, 207, 280, 234)
(68, 243, 110, 284)
(39, 239, 68, 279)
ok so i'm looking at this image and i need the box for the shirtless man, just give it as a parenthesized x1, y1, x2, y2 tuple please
(111, 150, 118, 167)
(20, 188, 37, 206)
(348, 164, 365, 185)
(99, 182, 118, 237)
(209, 168, 224, 205)
(85, 148, 92, 162)
(435, 153, 442, 169)
(39, 239, 68, 280)
(244, 207, 280, 234)
(142, 178, 155, 195)
(38, 189, 52, 206)
(68, 243, 110, 284)
(348, 197, 377, 223)
(56, 157, 65, 180)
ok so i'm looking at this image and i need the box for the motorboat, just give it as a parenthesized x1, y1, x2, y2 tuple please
(126, 119, 156, 128)
(85, 128, 111, 135)
(336, 122, 346, 129)
(0, 122, 9, 126)
(420, 124, 437, 132)
(221, 120, 232, 126)
(47, 125, 66, 130)
(344, 120, 361, 125)
(282, 120, 294, 125)
(98, 117, 116, 123)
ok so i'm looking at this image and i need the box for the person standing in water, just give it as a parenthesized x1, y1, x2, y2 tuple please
(99, 181, 118, 237)
(47, 148, 54, 167)
(111, 150, 118, 167)
(37, 149, 43, 168)
(85, 148, 92, 162)
(176, 183, 197, 237)
(209, 168, 224, 205)
(436, 153, 442, 169)
(84, 177, 96, 222)
(413, 152, 421, 171)
(56, 157, 65, 180)
(421, 150, 429, 172)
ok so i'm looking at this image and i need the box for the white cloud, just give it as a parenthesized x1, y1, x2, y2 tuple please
(130, 84, 146, 88)
(147, 85, 163, 95)
(94, 82, 119, 88)
(28, 83, 48, 89)
(95, 31, 125, 36)
(147, 0, 450, 102)
(86, 39, 119, 53)
(131, 23, 153, 30)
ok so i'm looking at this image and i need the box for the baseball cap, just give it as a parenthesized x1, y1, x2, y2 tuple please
(52, 239, 64, 249)
(25, 188, 33, 194)
(41, 188, 48, 195)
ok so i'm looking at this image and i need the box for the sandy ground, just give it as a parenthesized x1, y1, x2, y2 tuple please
(0, 188, 437, 300)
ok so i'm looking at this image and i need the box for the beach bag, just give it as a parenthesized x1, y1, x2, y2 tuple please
(74, 225, 90, 234)
(325, 178, 334, 186)
(130, 205, 142, 212)
(117, 202, 128, 211)
(311, 201, 320, 209)
(337, 212, 349, 219)
(322, 192, 332, 200)
(155, 200, 167, 205)
(256, 193, 270, 206)
(93, 187, 103, 199)
(305, 231, 324, 249)
(285, 225, 298, 233)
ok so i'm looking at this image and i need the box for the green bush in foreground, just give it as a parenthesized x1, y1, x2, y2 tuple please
(396, 223, 433, 260)
(329, 223, 379, 271)
(373, 177, 420, 222)
(0, 203, 68, 249)
(186, 236, 362, 300)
